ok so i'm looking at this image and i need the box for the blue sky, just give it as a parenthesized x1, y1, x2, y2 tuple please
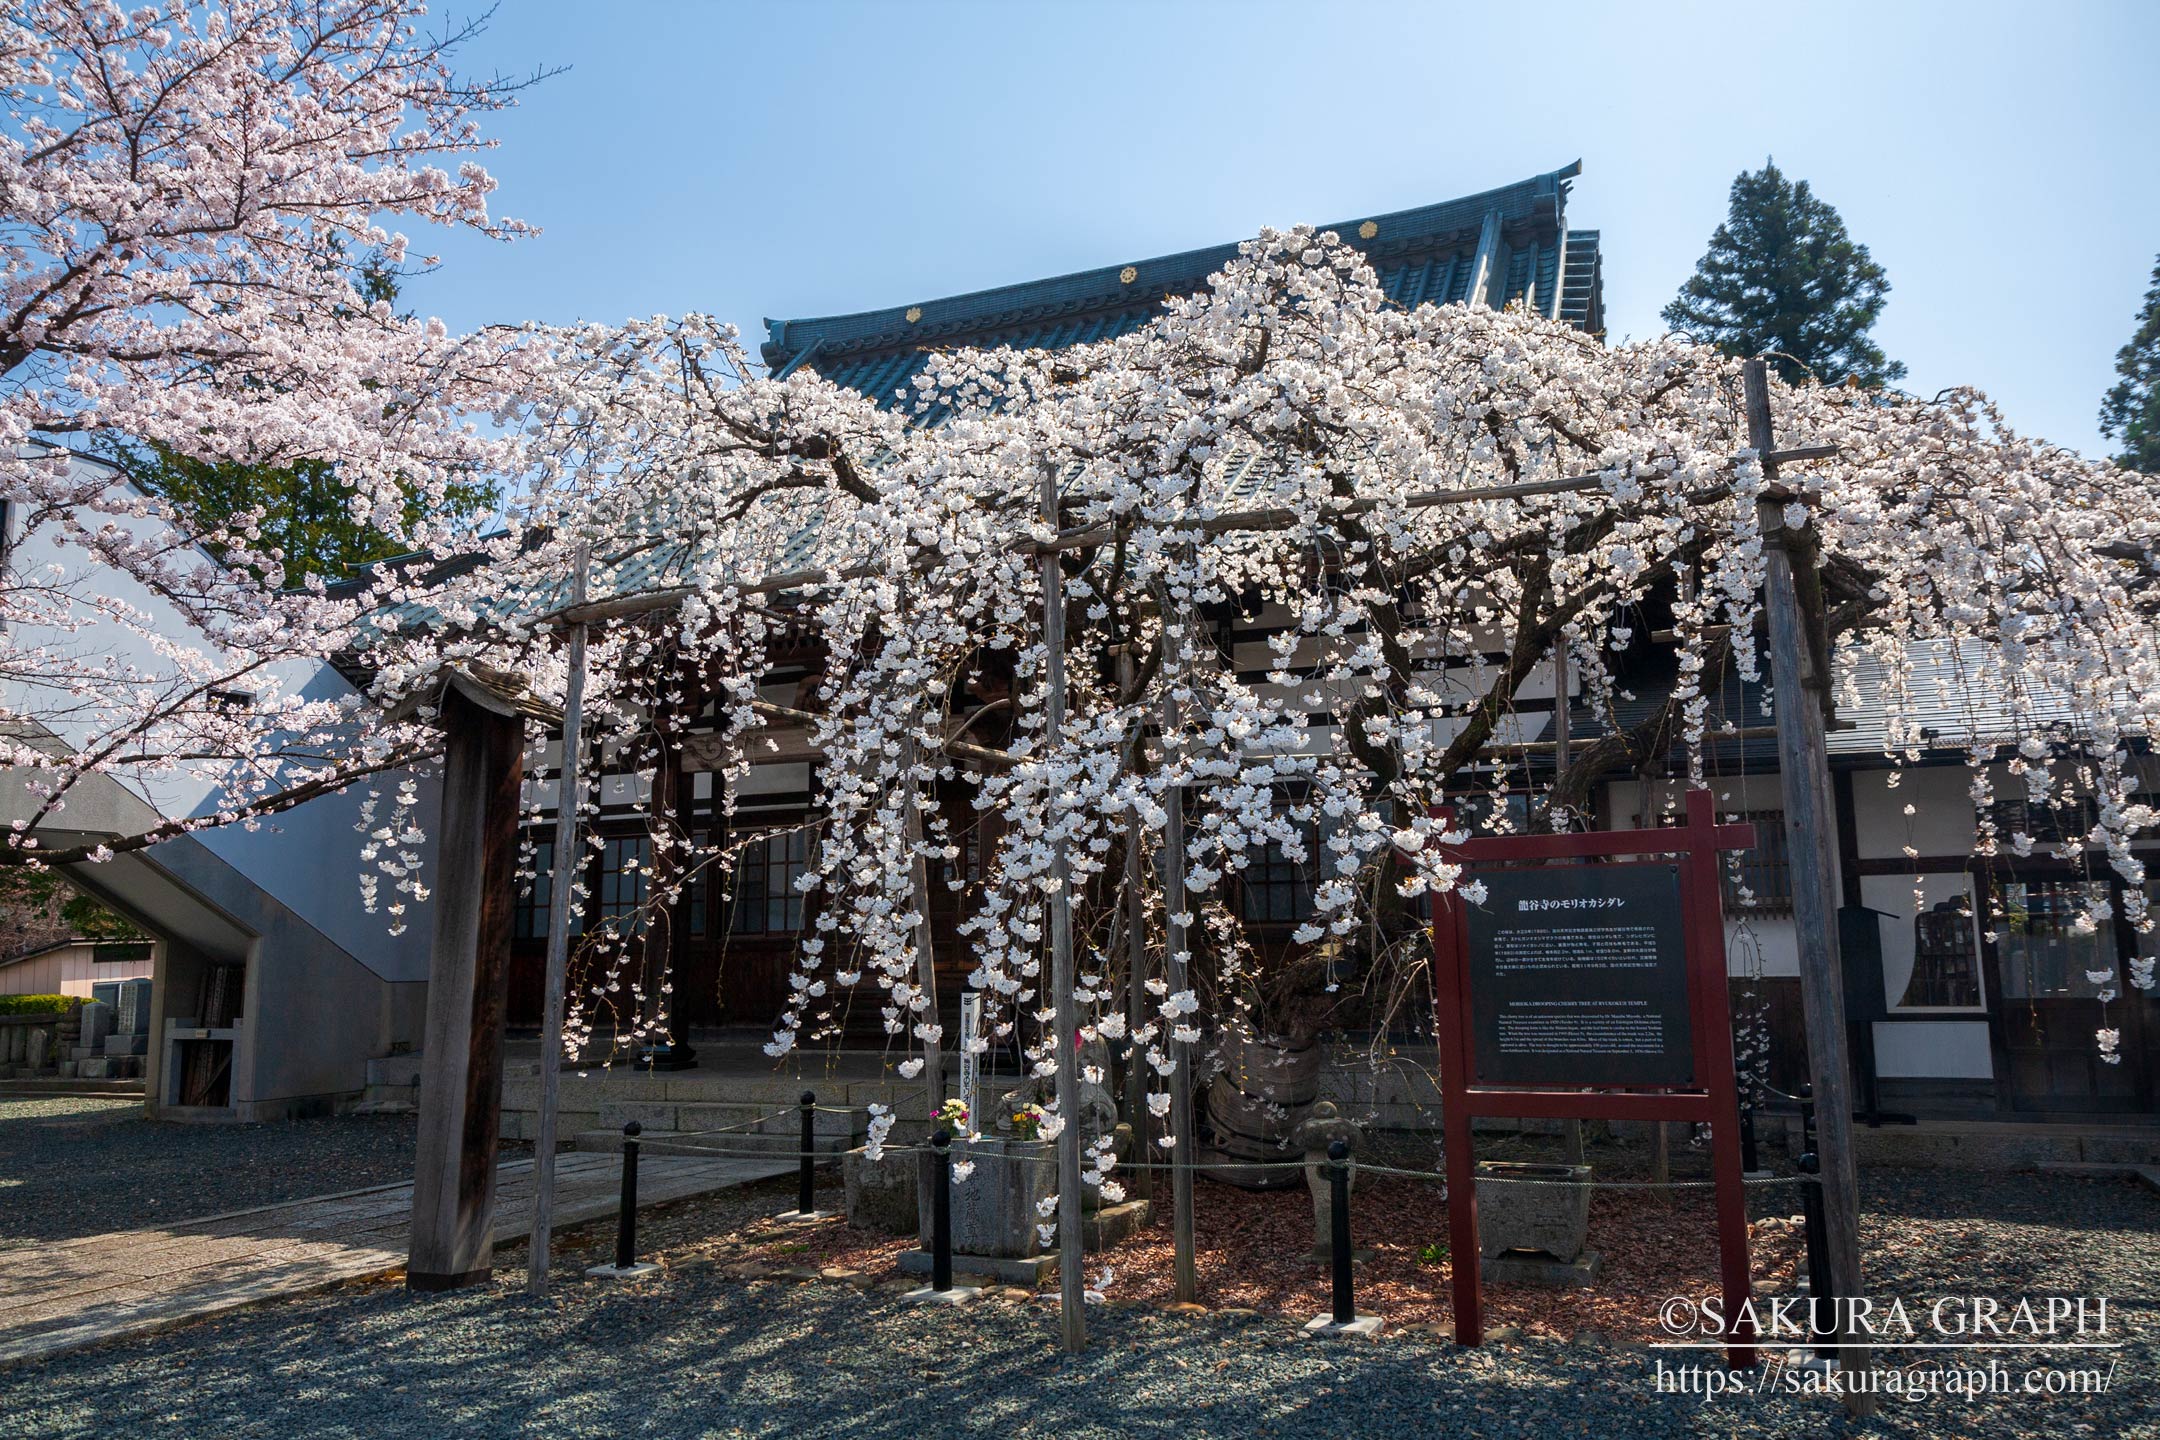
(408, 0, 2160, 459)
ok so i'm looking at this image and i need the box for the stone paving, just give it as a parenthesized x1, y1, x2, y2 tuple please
(0, 1151, 788, 1366)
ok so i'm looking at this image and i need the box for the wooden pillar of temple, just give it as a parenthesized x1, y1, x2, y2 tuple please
(409, 678, 527, 1291)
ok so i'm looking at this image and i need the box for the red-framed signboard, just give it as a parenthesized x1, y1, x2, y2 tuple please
(1429, 788, 1758, 1368)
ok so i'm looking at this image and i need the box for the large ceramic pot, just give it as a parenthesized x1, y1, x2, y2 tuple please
(1197, 1023, 1320, 1191)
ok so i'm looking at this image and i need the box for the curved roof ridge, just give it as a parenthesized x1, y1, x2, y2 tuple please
(762, 162, 1583, 371)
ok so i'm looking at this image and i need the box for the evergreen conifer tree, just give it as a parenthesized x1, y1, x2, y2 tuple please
(1664, 161, 1905, 388)
(2099, 254, 2160, 473)
(110, 261, 495, 585)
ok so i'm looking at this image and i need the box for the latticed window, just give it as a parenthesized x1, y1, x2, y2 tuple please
(1646, 807, 1793, 915)
(514, 837, 554, 940)
(1988, 796, 2098, 846)
(684, 831, 711, 938)
(1241, 821, 1317, 925)
(595, 835, 651, 936)
(730, 828, 808, 935)
(1903, 897, 1983, 1008)
(1722, 810, 1794, 916)
(938, 826, 984, 891)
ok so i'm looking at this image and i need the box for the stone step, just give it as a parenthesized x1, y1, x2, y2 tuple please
(2035, 1161, 2160, 1196)
(364, 1053, 423, 1089)
(0, 1077, 144, 1096)
(350, 1091, 420, 1115)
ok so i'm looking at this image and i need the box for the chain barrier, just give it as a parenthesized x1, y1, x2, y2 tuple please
(627, 1129, 1822, 1190)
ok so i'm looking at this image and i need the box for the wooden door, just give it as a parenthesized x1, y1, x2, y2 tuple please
(1985, 877, 2148, 1114)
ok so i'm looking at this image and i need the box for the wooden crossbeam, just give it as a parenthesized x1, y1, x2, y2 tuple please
(541, 446, 1842, 630)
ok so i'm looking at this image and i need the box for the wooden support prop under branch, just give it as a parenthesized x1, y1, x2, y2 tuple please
(1746, 357, 1874, 1417)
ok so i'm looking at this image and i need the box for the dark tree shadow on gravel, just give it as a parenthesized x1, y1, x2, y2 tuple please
(1, 1166, 2150, 1440)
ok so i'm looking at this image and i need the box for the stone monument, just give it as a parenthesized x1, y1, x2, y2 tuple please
(1292, 1100, 1367, 1262)
(1474, 1159, 1600, 1285)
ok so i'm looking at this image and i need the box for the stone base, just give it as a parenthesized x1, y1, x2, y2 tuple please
(408, 1267, 493, 1292)
(899, 1249, 1055, 1285)
(1082, 1198, 1150, 1248)
(586, 1261, 663, 1281)
(1306, 1245, 1375, 1264)
(1303, 1314, 1385, 1339)
(1482, 1249, 1604, 1288)
(843, 1145, 920, 1235)
(902, 1283, 983, 1305)
(774, 1209, 833, 1226)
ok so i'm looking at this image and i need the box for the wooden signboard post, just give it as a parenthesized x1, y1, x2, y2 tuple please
(1430, 788, 1758, 1368)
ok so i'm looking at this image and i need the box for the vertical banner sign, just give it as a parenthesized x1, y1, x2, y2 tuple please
(959, 994, 981, 1132)
(1464, 865, 1695, 1088)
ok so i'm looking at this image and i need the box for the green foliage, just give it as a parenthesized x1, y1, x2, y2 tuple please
(62, 893, 143, 941)
(1664, 161, 1906, 389)
(1416, 1240, 1449, 1267)
(106, 260, 496, 586)
(119, 446, 496, 586)
(0, 994, 78, 1017)
(2100, 254, 2160, 474)
(0, 867, 144, 942)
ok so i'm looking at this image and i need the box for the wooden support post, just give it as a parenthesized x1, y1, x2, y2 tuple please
(903, 728, 943, 1119)
(1041, 468, 1086, 1353)
(1115, 648, 1152, 1193)
(528, 546, 589, 1294)
(1121, 827, 1151, 1196)
(409, 680, 525, 1291)
(1158, 599, 1199, 1304)
(1746, 358, 1874, 1411)
(638, 690, 691, 1068)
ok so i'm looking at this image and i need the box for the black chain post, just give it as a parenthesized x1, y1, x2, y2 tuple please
(615, 1120, 642, 1271)
(1797, 1081, 1817, 1157)
(1741, 1091, 1761, 1175)
(931, 1128, 954, 1293)
(798, 1090, 817, 1216)
(1328, 1139, 1354, 1325)
(1797, 1150, 1835, 1344)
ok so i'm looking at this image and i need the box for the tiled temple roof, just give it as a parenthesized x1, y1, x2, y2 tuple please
(763, 163, 1601, 409)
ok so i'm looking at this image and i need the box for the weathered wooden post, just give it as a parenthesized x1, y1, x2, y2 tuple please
(1745, 357, 1873, 1411)
(1120, 827, 1152, 1195)
(901, 726, 943, 1119)
(1040, 466, 1086, 1353)
(1115, 647, 1152, 1194)
(1157, 595, 1199, 1304)
(527, 546, 590, 1294)
(408, 671, 532, 1291)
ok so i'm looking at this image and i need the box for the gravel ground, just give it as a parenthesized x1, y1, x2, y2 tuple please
(0, 1166, 2149, 1439)
(0, 1097, 454, 1247)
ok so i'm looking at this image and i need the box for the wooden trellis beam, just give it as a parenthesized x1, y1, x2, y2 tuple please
(541, 447, 1840, 631)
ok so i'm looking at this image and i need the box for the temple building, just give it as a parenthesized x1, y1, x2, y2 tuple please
(495, 159, 2155, 1128)
(12, 161, 2155, 1135)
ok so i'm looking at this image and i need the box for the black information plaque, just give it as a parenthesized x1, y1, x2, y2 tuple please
(1463, 864, 1694, 1087)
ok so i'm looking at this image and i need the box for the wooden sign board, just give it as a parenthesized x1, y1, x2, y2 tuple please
(1429, 789, 1758, 1368)
(1465, 865, 1694, 1088)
